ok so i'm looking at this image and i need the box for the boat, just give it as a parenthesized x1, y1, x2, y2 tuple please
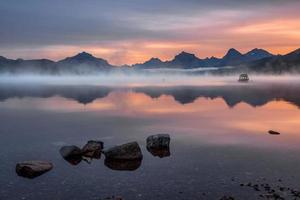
(238, 74, 249, 82)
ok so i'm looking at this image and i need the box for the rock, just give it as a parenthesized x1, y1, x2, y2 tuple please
(59, 145, 82, 165)
(16, 161, 53, 179)
(146, 134, 170, 149)
(104, 158, 142, 171)
(60, 145, 82, 158)
(146, 134, 170, 158)
(268, 130, 281, 135)
(103, 142, 143, 160)
(82, 140, 103, 159)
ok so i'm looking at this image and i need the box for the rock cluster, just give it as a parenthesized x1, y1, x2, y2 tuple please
(239, 179, 300, 199)
(60, 140, 104, 165)
(16, 134, 171, 178)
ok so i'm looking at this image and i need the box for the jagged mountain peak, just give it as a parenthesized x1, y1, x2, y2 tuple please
(58, 51, 109, 64)
(174, 51, 199, 62)
(148, 57, 162, 62)
(176, 51, 196, 57)
(244, 48, 273, 61)
(224, 48, 243, 58)
(246, 48, 273, 56)
(71, 51, 95, 60)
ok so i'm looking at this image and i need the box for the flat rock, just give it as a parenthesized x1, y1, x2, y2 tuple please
(103, 142, 143, 160)
(82, 140, 103, 158)
(146, 134, 170, 149)
(16, 161, 53, 179)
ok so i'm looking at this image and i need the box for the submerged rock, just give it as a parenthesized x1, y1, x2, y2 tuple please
(103, 142, 143, 160)
(16, 161, 53, 179)
(104, 158, 142, 171)
(147, 148, 170, 158)
(59, 145, 82, 165)
(146, 134, 170, 158)
(268, 130, 281, 135)
(82, 140, 103, 159)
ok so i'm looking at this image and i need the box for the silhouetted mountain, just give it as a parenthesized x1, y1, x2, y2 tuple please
(132, 48, 274, 70)
(219, 48, 245, 66)
(1, 48, 299, 74)
(203, 56, 221, 67)
(58, 52, 110, 67)
(165, 51, 204, 69)
(244, 48, 273, 61)
(0, 52, 114, 74)
(133, 57, 165, 69)
(0, 57, 56, 74)
(56, 52, 113, 74)
(246, 48, 300, 73)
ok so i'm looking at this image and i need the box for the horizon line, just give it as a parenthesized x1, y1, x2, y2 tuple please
(1, 47, 297, 67)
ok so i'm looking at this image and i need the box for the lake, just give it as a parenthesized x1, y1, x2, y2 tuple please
(1, 77, 300, 200)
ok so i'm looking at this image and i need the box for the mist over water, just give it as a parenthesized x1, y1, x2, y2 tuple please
(1, 73, 300, 87)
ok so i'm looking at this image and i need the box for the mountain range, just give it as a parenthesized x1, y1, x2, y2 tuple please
(0, 48, 299, 74)
(133, 48, 273, 69)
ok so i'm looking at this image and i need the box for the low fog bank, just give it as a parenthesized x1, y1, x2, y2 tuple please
(1, 72, 300, 87)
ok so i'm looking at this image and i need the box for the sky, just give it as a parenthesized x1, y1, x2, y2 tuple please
(0, 0, 300, 65)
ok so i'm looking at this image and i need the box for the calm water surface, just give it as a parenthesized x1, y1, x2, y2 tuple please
(1, 80, 300, 199)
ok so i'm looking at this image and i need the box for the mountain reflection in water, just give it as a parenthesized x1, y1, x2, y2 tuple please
(1, 82, 300, 107)
(2, 81, 300, 200)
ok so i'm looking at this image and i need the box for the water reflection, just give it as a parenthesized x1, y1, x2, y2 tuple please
(134, 84, 300, 107)
(3, 82, 300, 199)
(147, 147, 170, 158)
(104, 158, 142, 171)
(0, 85, 111, 104)
(2, 83, 300, 149)
(1, 83, 300, 107)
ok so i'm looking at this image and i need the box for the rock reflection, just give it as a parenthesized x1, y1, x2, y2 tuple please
(63, 156, 82, 165)
(104, 158, 142, 171)
(147, 147, 170, 158)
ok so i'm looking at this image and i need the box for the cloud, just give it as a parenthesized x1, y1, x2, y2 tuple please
(0, 0, 300, 64)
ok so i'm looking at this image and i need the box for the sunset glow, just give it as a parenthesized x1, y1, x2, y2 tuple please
(1, 0, 300, 65)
